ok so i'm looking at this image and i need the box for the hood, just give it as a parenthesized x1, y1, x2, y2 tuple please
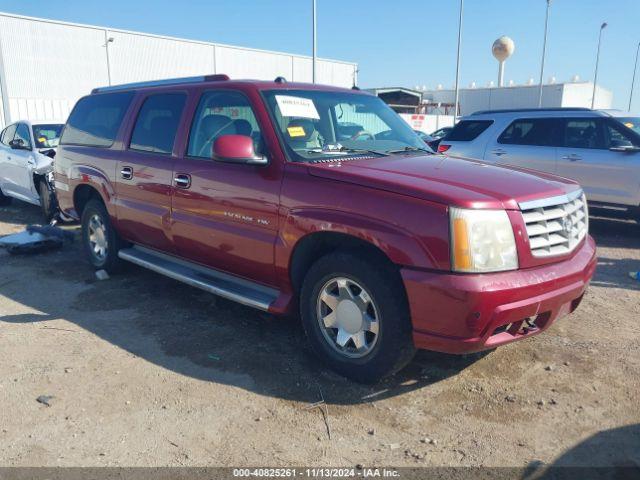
(32, 150, 55, 175)
(307, 154, 580, 210)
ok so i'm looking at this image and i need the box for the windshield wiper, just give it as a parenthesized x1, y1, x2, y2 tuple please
(307, 144, 389, 156)
(385, 146, 434, 155)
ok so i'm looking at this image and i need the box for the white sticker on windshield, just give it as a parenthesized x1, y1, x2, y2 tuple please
(275, 95, 320, 119)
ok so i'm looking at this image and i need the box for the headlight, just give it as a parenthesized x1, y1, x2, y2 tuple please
(450, 207, 518, 273)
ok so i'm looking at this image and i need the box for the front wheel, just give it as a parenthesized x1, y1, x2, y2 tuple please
(38, 179, 56, 222)
(300, 252, 415, 383)
(81, 198, 126, 273)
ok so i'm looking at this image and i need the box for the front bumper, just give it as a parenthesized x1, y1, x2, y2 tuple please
(402, 236, 597, 353)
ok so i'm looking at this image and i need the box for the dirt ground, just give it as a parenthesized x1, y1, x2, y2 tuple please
(0, 201, 638, 469)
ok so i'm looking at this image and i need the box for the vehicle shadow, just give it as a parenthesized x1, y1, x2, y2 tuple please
(0, 214, 488, 405)
(587, 212, 640, 292)
(588, 209, 640, 249)
(0, 200, 44, 226)
(522, 424, 640, 478)
(592, 256, 640, 291)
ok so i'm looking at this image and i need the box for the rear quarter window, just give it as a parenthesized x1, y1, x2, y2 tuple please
(446, 120, 493, 141)
(61, 92, 134, 148)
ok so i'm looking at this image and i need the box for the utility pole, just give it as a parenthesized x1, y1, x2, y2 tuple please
(629, 41, 640, 111)
(453, 0, 463, 120)
(104, 31, 114, 86)
(312, 0, 317, 83)
(592, 22, 607, 109)
(538, 0, 551, 107)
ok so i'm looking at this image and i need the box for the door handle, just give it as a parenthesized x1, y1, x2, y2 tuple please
(174, 173, 191, 189)
(120, 166, 133, 180)
(491, 148, 507, 156)
(561, 154, 582, 162)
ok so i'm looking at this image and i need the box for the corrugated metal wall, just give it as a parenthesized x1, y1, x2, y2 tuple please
(423, 82, 612, 116)
(0, 13, 357, 127)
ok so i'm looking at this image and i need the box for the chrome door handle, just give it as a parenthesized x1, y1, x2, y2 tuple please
(491, 148, 507, 156)
(174, 174, 191, 189)
(561, 154, 582, 161)
(120, 166, 133, 180)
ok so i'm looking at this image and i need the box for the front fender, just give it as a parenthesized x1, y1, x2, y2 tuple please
(276, 207, 442, 277)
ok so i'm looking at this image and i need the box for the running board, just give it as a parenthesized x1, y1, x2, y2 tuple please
(118, 246, 278, 311)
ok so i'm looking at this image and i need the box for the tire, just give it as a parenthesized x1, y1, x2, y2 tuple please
(81, 198, 126, 273)
(38, 179, 56, 222)
(300, 252, 415, 383)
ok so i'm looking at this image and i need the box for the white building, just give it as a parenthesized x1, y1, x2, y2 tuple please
(0, 12, 358, 127)
(422, 81, 613, 117)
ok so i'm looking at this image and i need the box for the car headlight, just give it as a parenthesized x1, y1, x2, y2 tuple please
(450, 207, 518, 273)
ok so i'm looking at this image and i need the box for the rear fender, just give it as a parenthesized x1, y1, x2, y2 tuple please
(69, 164, 116, 217)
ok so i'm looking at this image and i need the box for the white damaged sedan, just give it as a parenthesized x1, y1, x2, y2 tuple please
(0, 120, 64, 221)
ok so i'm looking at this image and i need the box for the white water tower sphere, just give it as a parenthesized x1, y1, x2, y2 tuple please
(492, 36, 515, 62)
(492, 36, 515, 87)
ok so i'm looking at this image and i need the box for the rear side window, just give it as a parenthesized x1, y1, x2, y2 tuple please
(498, 118, 557, 146)
(446, 120, 493, 141)
(61, 92, 134, 147)
(129, 93, 186, 154)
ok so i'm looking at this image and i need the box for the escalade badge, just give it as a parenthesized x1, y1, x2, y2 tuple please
(562, 217, 573, 235)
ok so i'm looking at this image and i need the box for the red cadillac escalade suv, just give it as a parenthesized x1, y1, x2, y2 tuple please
(54, 75, 596, 382)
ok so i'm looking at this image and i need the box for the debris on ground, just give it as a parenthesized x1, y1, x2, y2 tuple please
(0, 230, 62, 254)
(26, 225, 74, 243)
(304, 386, 331, 440)
(95, 270, 110, 281)
(36, 395, 54, 407)
(0, 225, 73, 255)
(629, 271, 639, 281)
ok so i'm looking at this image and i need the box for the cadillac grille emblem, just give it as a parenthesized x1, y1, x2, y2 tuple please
(562, 217, 573, 235)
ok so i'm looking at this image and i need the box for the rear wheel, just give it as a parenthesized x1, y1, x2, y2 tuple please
(38, 179, 56, 222)
(300, 252, 415, 383)
(81, 198, 126, 273)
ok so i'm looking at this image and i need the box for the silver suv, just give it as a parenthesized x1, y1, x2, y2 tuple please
(439, 108, 640, 218)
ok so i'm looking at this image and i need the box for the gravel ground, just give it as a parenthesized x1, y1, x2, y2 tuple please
(0, 201, 638, 469)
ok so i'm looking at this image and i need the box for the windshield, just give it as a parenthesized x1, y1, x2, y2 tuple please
(33, 124, 63, 148)
(262, 90, 432, 162)
(616, 117, 640, 136)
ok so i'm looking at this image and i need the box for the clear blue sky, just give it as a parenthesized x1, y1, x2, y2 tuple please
(2, 0, 640, 111)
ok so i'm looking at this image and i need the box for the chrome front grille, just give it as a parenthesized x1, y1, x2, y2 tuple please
(519, 190, 588, 258)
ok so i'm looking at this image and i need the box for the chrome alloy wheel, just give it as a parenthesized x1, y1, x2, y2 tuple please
(88, 214, 108, 261)
(316, 277, 380, 358)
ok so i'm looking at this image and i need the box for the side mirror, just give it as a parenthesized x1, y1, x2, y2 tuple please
(212, 135, 267, 166)
(9, 138, 28, 150)
(609, 139, 639, 152)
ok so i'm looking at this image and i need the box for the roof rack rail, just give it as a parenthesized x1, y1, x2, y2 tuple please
(92, 74, 230, 94)
(471, 107, 593, 115)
